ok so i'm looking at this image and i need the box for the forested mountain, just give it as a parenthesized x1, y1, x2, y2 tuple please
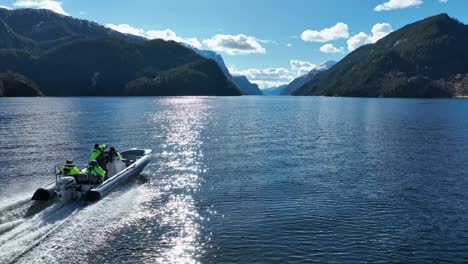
(231, 76, 262, 95)
(294, 14, 468, 98)
(0, 8, 241, 96)
(0, 72, 42, 96)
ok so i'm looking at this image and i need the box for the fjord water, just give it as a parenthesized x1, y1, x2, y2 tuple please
(0, 96, 467, 263)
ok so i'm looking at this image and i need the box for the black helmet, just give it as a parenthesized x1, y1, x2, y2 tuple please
(94, 144, 99, 148)
(66, 160, 74, 165)
(110, 147, 116, 152)
(89, 160, 98, 166)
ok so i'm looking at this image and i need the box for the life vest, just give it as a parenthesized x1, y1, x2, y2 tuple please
(61, 165, 82, 176)
(86, 165, 105, 177)
(90, 144, 107, 161)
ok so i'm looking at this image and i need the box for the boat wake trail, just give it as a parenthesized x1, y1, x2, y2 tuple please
(0, 201, 81, 264)
(0, 219, 25, 236)
(0, 196, 55, 237)
(0, 197, 33, 224)
(0, 181, 156, 264)
(0, 197, 31, 214)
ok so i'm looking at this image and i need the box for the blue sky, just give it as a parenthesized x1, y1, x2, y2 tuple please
(0, 0, 467, 88)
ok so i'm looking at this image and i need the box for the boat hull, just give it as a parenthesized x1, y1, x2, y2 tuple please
(31, 149, 152, 202)
(83, 150, 151, 201)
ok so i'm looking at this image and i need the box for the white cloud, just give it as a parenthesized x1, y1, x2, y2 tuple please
(347, 32, 371, 52)
(13, 0, 68, 15)
(105, 24, 202, 49)
(301, 23, 349, 42)
(320, 43, 344, 53)
(347, 23, 393, 52)
(203, 34, 266, 55)
(146, 29, 202, 49)
(438, 0, 448, 3)
(286, 43, 292, 47)
(106, 25, 265, 53)
(258, 39, 278, 45)
(229, 59, 321, 88)
(290, 60, 316, 77)
(106, 24, 146, 37)
(374, 0, 423, 12)
(0, 5, 11, 9)
(229, 67, 293, 88)
(370, 23, 393, 42)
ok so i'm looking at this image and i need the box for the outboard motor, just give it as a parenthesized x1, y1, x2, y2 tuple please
(56, 176, 78, 202)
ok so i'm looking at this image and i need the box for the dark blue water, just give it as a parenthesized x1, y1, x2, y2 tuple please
(0, 97, 467, 263)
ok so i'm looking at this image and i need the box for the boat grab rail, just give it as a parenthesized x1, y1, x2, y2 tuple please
(96, 162, 138, 189)
(54, 165, 62, 184)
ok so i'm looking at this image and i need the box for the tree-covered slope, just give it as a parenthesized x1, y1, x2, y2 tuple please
(0, 38, 241, 96)
(126, 59, 239, 96)
(0, 8, 241, 96)
(294, 14, 468, 98)
(0, 8, 144, 52)
(0, 72, 42, 96)
(232, 75, 263, 95)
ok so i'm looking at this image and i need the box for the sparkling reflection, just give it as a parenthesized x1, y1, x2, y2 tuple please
(149, 97, 210, 264)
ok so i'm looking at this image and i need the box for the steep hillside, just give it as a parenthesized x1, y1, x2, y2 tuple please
(295, 14, 468, 98)
(192, 49, 232, 79)
(0, 72, 42, 96)
(0, 8, 144, 53)
(232, 75, 262, 95)
(192, 47, 263, 95)
(0, 8, 241, 96)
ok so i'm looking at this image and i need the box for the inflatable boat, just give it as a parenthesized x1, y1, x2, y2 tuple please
(31, 149, 152, 202)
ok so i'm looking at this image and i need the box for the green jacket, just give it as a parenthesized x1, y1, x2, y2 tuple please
(60, 165, 82, 176)
(85, 165, 106, 177)
(90, 144, 107, 161)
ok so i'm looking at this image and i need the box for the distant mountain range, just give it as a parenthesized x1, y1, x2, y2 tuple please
(189, 47, 262, 95)
(2, 10, 466, 98)
(294, 14, 468, 98)
(281, 61, 336, 95)
(262, 85, 287, 95)
(231, 75, 262, 95)
(260, 61, 336, 96)
(0, 8, 241, 96)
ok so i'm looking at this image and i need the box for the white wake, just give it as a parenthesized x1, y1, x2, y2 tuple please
(0, 180, 157, 264)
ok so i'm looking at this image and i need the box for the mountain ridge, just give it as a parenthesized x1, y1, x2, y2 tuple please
(189, 47, 263, 95)
(262, 85, 287, 95)
(294, 14, 468, 97)
(0, 7, 241, 96)
(281, 61, 336, 95)
(232, 75, 263, 95)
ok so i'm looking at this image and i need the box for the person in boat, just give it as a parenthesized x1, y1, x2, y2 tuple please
(60, 160, 82, 176)
(85, 160, 106, 183)
(108, 147, 123, 162)
(90, 143, 107, 161)
(90, 143, 108, 169)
